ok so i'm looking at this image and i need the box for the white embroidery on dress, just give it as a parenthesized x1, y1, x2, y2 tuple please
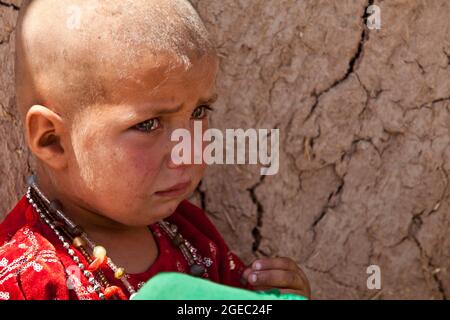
(32, 262, 43, 272)
(209, 242, 217, 256)
(203, 257, 213, 267)
(0, 291, 10, 300)
(227, 252, 236, 270)
(0, 229, 59, 285)
(0, 257, 8, 268)
(176, 261, 185, 272)
(65, 268, 92, 300)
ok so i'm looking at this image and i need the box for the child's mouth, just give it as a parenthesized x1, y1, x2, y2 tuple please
(154, 180, 191, 197)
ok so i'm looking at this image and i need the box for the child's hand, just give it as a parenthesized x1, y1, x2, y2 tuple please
(242, 257, 311, 299)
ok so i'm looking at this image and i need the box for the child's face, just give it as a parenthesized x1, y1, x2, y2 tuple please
(61, 52, 219, 227)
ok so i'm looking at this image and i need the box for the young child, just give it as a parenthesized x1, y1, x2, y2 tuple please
(0, 0, 310, 300)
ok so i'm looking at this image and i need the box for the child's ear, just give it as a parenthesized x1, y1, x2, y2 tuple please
(25, 105, 68, 170)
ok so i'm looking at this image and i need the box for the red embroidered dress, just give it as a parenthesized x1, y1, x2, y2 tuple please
(0, 196, 249, 300)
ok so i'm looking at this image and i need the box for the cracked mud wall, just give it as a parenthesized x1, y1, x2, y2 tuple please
(1, 0, 31, 223)
(1, 0, 449, 299)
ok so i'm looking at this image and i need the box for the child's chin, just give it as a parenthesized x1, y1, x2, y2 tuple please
(126, 202, 180, 226)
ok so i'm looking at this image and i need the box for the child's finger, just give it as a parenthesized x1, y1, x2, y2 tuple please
(248, 269, 307, 292)
(240, 267, 253, 285)
(251, 257, 298, 272)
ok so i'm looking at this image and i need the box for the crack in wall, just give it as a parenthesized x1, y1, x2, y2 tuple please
(408, 212, 448, 300)
(303, 0, 373, 124)
(443, 49, 450, 66)
(0, 1, 19, 10)
(389, 203, 448, 299)
(247, 175, 266, 255)
(415, 95, 450, 110)
(0, 0, 19, 46)
(305, 265, 359, 290)
(428, 96, 450, 106)
(417, 164, 449, 299)
(311, 177, 344, 241)
(0, 29, 14, 46)
(427, 165, 450, 219)
(379, 155, 450, 299)
(245, 124, 281, 256)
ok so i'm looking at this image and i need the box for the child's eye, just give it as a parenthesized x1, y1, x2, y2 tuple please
(191, 105, 214, 120)
(133, 118, 161, 133)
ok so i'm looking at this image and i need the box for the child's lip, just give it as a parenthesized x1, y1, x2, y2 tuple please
(155, 180, 191, 196)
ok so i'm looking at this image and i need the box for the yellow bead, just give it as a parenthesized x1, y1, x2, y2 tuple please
(72, 237, 86, 248)
(114, 267, 125, 279)
(93, 246, 107, 259)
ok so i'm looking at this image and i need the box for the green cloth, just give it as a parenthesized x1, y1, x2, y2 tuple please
(132, 272, 307, 300)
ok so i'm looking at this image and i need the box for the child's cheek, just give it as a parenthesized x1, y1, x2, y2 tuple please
(120, 145, 163, 190)
(92, 147, 160, 212)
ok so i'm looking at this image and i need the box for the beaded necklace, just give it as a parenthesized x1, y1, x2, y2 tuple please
(25, 175, 210, 300)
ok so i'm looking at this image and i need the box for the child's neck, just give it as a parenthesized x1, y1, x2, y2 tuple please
(63, 200, 160, 274)
(85, 225, 159, 275)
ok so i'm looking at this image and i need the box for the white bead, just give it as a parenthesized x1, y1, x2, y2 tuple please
(68, 249, 74, 256)
(78, 263, 84, 270)
(63, 242, 70, 249)
(73, 256, 80, 263)
(93, 246, 107, 259)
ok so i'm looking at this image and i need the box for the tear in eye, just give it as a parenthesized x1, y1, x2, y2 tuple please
(192, 105, 214, 119)
(134, 118, 161, 132)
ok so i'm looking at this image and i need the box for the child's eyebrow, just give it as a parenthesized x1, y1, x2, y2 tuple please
(142, 93, 219, 116)
(198, 93, 218, 105)
(122, 93, 219, 122)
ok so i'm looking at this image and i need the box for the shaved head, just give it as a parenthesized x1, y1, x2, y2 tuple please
(15, 0, 216, 120)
